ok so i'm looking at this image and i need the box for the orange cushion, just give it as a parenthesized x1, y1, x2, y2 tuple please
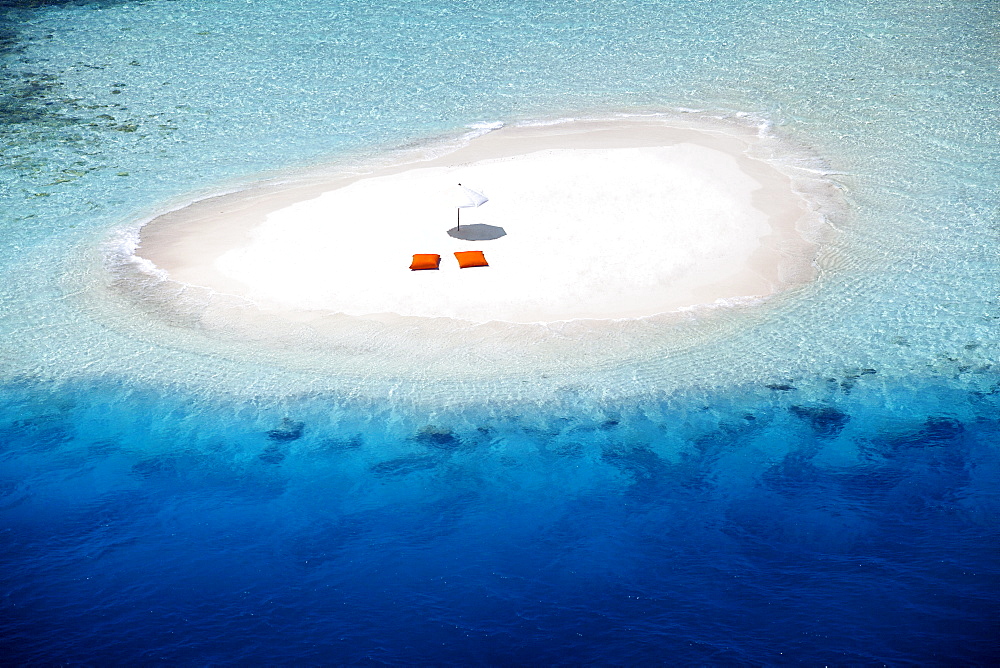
(454, 250, 488, 268)
(409, 254, 441, 271)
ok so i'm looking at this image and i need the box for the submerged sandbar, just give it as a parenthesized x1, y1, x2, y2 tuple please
(136, 118, 825, 325)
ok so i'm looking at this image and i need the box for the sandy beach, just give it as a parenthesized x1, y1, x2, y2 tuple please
(136, 119, 821, 324)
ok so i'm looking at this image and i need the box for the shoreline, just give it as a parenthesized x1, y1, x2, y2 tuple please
(133, 117, 827, 325)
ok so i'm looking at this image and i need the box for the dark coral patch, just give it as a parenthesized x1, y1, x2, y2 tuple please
(267, 418, 304, 442)
(415, 425, 461, 450)
(789, 405, 850, 438)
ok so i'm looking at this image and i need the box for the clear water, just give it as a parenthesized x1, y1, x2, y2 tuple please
(1, 0, 998, 663)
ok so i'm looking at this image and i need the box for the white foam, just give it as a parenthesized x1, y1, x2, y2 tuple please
(466, 120, 505, 131)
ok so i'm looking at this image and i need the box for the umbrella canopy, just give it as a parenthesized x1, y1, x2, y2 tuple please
(456, 183, 488, 229)
(457, 183, 488, 208)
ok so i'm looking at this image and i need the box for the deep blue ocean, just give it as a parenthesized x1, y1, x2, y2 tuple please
(1, 0, 998, 664)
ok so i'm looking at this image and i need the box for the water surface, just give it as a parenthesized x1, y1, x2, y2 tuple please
(1, 0, 997, 663)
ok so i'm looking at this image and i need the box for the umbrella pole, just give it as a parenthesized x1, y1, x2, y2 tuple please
(456, 207, 460, 230)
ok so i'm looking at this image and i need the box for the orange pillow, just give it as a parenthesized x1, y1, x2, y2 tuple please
(454, 250, 488, 268)
(409, 254, 441, 271)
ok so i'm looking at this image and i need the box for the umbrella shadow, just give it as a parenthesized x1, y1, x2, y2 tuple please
(447, 224, 507, 241)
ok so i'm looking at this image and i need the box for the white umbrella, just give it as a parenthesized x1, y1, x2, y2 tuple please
(456, 183, 488, 229)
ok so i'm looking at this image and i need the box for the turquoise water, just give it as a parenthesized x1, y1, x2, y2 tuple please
(1, 0, 998, 663)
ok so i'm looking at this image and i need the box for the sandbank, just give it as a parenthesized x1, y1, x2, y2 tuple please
(135, 118, 823, 325)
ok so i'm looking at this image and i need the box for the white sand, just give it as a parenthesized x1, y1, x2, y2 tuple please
(136, 119, 821, 324)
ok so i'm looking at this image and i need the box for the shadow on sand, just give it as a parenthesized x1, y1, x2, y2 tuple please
(447, 224, 507, 241)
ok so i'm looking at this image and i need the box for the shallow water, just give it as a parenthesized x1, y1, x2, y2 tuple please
(1, 0, 998, 663)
